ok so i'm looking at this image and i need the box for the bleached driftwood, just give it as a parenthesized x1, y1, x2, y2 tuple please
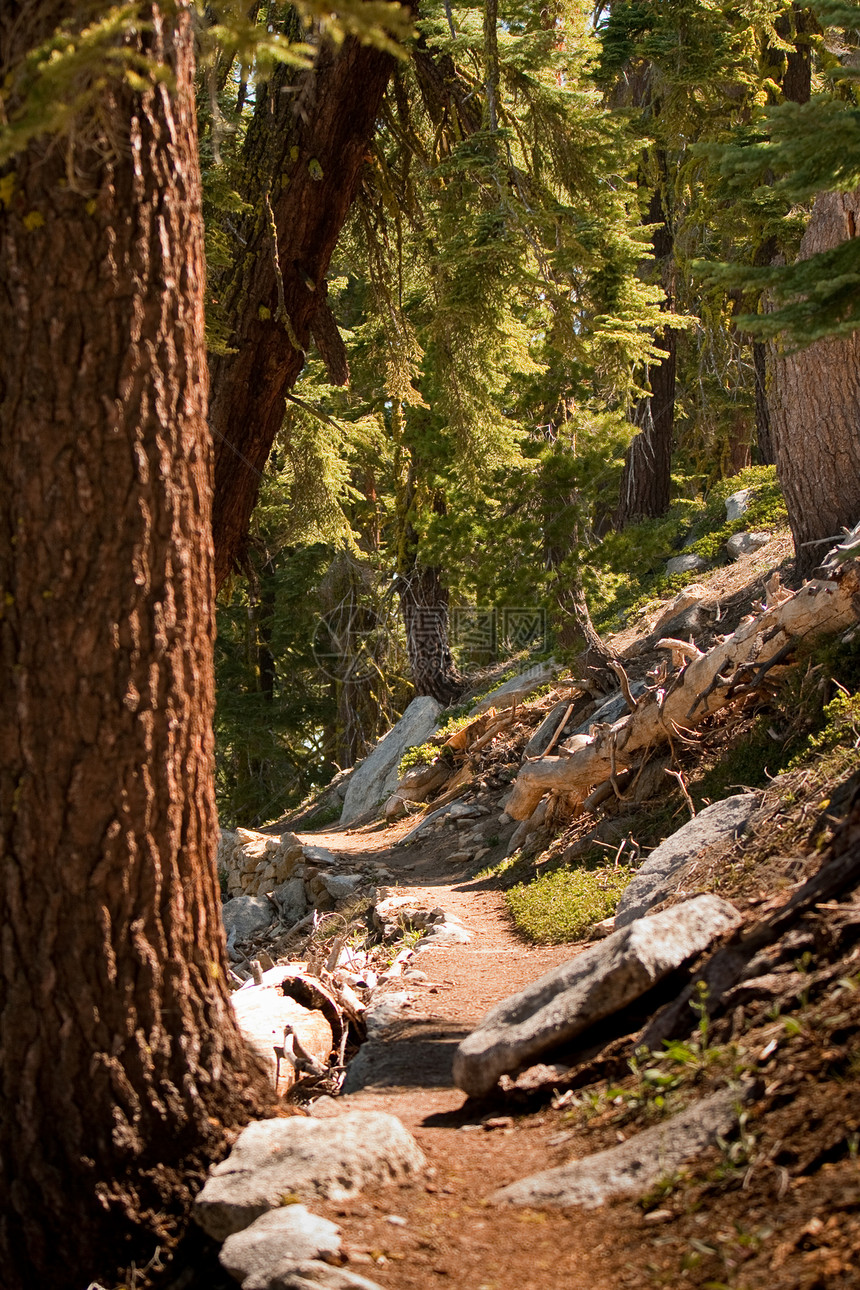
(504, 562, 860, 821)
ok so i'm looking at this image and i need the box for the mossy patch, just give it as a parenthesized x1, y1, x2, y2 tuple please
(505, 864, 635, 943)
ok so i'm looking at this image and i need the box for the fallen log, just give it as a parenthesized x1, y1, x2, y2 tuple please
(504, 561, 860, 820)
(231, 967, 346, 1096)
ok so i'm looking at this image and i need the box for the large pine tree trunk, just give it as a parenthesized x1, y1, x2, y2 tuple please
(208, 33, 401, 589)
(0, 8, 274, 1287)
(768, 189, 860, 580)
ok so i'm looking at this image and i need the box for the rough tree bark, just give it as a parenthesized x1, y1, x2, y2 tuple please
(397, 560, 463, 704)
(0, 6, 274, 1287)
(208, 27, 404, 589)
(615, 181, 677, 527)
(768, 189, 860, 580)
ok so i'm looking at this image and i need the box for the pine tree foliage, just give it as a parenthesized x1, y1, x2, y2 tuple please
(694, 0, 860, 343)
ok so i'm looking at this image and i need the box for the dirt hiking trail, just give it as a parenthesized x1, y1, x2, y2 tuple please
(293, 819, 631, 1290)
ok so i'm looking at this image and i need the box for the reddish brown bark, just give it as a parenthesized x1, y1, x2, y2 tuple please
(0, 7, 274, 1286)
(208, 32, 402, 589)
(768, 190, 860, 580)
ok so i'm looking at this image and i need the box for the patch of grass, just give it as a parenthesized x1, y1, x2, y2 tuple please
(505, 864, 635, 943)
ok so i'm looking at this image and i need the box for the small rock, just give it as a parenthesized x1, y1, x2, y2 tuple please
(448, 802, 482, 819)
(222, 896, 276, 942)
(273, 877, 309, 923)
(452, 895, 742, 1098)
(666, 553, 708, 577)
(570, 687, 645, 739)
(243, 1260, 386, 1290)
(727, 531, 769, 559)
(194, 1113, 426, 1241)
(383, 794, 408, 821)
(447, 851, 473, 864)
(302, 846, 340, 867)
(364, 993, 414, 1035)
(322, 874, 364, 901)
(589, 916, 615, 939)
(416, 922, 472, 947)
(220, 1206, 341, 1283)
(652, 585, 710, 635)
(493, 1085, 756, 1207)
(724, 488, 752, 521)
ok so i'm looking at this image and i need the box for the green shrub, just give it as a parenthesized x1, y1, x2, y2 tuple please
(505, 864, 635, 943)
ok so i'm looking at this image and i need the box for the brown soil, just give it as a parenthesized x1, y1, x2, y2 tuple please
(276, 532, 860, 1290)
(291, 808, 860, 1290)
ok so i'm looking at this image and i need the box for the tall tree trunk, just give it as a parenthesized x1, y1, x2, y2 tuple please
(0, 8, 274, 1287)
(615, 326, 677, 525)
(208, 32, 402, 589)
(615, 174, 677, 528)
(397, 561, 463, 704)
(768, 189, 860, 580)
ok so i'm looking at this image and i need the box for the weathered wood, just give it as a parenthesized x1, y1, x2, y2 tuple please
(505, 561, 860, 820)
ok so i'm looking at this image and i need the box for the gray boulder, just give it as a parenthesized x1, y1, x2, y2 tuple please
(272, 877, 308, 924)
(727, 531, 769, 559)
(220, 1207, 341, 1283)
(244, 1262, 385, 1290)
(570, 685, 645, 738)
(340, 697, 442, 824)
(452, 895, 742, 1098)
(470, 660, 559, 715)
(524, 699, 578, 758)
(725, 488, 752, 521)
(615, 795, 757, 928)
(194, 1112, 426, 1240)
(666, 553, 708, 577)
(493, 1085, 754, 1207)
(222, 896, 276, 943)
(321, 874, 364, 901)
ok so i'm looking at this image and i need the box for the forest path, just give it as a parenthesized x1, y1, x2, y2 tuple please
(291, 819, 624, 1290)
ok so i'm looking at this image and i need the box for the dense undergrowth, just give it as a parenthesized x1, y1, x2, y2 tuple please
(588, 465, 787, 632)
(500, 628, 860, 945)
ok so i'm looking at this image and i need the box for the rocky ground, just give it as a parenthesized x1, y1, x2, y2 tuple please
(181, 527, 860, 1290)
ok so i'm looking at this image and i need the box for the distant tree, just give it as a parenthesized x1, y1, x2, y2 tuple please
(206, 5, 412, 589)
(0, 5, 275, 1285)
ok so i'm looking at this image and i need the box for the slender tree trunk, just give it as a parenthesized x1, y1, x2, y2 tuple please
(768, 190, 860, 580)
(397, 561, 463, 704)
(0, 8, 274, 1287)
(208, 32, 402, 589)
(616, 326, 677, 525)
(616, 176, 677, 528)
(753, 340, 776, 464)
